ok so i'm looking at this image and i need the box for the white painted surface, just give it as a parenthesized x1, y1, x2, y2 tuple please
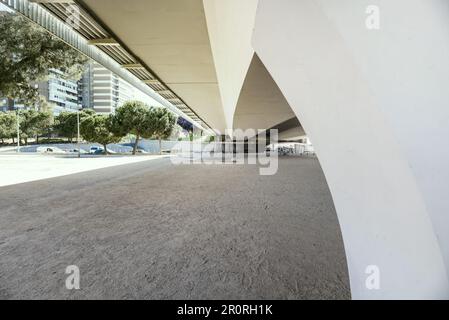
(203, 0, 258, 129)
(317, 0, 449, 276)
(252, 0, 449, 299)
(0, 155, 166, 187)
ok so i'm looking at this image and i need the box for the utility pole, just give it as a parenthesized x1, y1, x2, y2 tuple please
(16, 108, 20, 153)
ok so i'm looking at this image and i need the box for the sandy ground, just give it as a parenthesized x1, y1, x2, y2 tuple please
(0, 154, 167, 187)
(0, 157, 350, 299)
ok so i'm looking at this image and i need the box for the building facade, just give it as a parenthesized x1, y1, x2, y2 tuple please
(38, 69, 80, 115)
(79, 62, 134, 114)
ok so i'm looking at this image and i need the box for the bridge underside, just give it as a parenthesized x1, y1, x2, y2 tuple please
(24, 0, 449, 299)
(79, 0, 226, 131)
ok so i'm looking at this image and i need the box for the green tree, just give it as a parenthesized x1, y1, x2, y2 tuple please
(32, 110, 53, 144)
(18, 109, 53, 145)
(110, 101, 152, 155)
(152, 108, 178, 155)
(53, 112, 77, 142)
(0, 12, 88, 108)
(80, 114, 122, 155)
(0, 112, 17, 145)
(54, 110, 94, 142)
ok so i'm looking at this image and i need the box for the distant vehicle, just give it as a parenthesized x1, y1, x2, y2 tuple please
(89, 146, 104, 154)
(136, 149, 148, 154)
(68, 149, 88, 154)
(278, 146, 294, 156)
(37, 146, 66, 154)
(93, 148, 106, 155)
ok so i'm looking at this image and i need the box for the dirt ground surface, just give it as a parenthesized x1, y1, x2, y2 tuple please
(0, 157, 350, 299)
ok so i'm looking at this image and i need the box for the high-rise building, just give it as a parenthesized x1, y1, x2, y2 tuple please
(38, 68, 80, 115)
(79, 62, 134, 114)
(1, 63, 161, 115)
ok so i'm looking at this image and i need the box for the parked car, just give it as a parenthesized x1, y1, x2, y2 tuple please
(93, 148, 106, 155)
(89, 146, 104, 154)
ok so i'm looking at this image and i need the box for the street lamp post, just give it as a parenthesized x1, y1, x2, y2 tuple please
(16, 108, 20, 153)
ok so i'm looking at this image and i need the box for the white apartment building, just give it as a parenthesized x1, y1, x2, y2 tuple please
(80, 62, 163, 114)
(38, 69, 80, 115)
(1, 69, 79, 114)
(80, 62, 134, 114)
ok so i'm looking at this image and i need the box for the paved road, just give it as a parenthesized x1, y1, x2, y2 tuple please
(0, 157, 350, 299)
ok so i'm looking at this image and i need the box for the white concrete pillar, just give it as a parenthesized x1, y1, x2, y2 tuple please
(252, 0, 449, 299)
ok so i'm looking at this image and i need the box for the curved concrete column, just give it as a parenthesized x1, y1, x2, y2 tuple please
(252, 0, 449, 299)
(203, 0, 259, 129)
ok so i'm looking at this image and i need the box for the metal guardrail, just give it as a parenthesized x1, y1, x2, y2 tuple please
(1, 0, 211, 132)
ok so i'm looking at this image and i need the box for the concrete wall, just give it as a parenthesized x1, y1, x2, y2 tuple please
(251, 0, 449, 299)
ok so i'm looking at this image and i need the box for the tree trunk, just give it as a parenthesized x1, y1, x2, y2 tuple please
(7, 98, 15, 111)
(133, 135, 140, 155)
(1, 138, 4, 145)
(36, 135, 39, 144)
(24, 137, 28, 146)
(12, 137, 15, 144)
(103, 144, 108, 156)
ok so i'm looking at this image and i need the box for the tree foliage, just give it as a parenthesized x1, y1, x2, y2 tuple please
(80, 114, 122, 154)
(135, 108, 178, 154)
(152, 108, 177, 153)
(0, 112, 17, 143)
(53, 112, 77, 141)
(1, 98, 179, 154)
(18, 109, 53, 144)
(53, 109, 94, 142)
(0, 12, 88, 106)
(110, 101, 153, 155)
(0, 109, 53, 145)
